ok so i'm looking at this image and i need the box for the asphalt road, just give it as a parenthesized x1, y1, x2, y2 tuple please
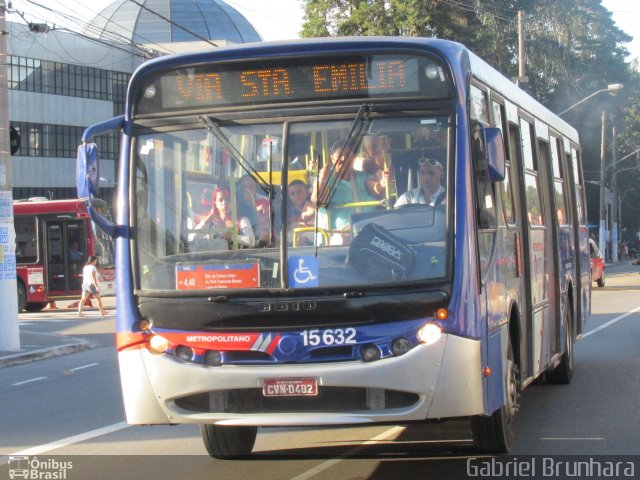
(1, 262, 639, 479)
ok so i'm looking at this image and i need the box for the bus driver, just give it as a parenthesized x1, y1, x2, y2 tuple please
(394, 157, 445, 207)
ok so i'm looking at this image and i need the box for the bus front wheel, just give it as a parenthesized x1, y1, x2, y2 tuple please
(471, 336, 519, 453)
(200, 425, 257, 459)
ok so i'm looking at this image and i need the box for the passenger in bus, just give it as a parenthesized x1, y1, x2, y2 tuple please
(16, 241, 27, 258)
(194, 185, 215, 224)
(311, 140, 382, 243)
(287, 179, 315, 225)
(195, 187, 255, 249)
(68, 240, 84, 262)
(236, 174, 270, 246)
(287, 179, 316, 245)
(77, 256, 108, 317)
(354, 135, 394, 199)
(394, 157, 446, 207)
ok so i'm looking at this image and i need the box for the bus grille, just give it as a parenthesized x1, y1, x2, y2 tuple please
(174, 387, 419, 414)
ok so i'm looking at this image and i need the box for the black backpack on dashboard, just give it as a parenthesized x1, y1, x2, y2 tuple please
(347, 223, 415, 280)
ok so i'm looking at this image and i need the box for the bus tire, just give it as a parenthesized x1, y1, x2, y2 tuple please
(471, 336, 518, 453)
(200, 424, 257, 459)
(546, 308, 573, 384)
(25, 302, 47, 312)
(17, 282, 27, 312)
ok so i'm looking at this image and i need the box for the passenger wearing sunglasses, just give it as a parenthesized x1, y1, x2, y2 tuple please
(394, 157, 445, 207)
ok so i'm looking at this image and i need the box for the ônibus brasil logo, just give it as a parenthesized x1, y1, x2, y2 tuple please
(8, 456, 73, 480)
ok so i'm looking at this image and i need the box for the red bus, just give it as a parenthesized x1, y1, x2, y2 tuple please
(14, 197, 115, 312)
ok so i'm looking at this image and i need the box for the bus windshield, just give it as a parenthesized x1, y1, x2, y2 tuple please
(134, 113, 452, 292)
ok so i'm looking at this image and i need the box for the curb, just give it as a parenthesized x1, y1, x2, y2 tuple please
(0, 342, 93, 368)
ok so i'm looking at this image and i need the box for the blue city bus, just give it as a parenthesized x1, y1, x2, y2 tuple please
(77, 37, 589, 457)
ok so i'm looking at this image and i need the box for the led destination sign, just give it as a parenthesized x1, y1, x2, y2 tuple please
(136, 54, 450, 113)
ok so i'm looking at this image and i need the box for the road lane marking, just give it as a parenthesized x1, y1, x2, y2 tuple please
(581, 305, 640, 339)
(68, 363, 100, 372)
(541, 437, 604, 441)
(11, 377, 47, 386)
(1, 422, 129, 461)
(289, 425, 405, 480)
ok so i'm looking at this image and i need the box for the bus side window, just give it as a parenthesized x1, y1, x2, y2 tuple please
(15, 217, 38, 264)
(472, 123, 498, 230)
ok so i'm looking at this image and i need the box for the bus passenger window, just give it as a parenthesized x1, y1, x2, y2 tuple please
(15, 217, 38, 264)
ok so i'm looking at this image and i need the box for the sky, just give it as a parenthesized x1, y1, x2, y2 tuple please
(5, 0, 640, 61)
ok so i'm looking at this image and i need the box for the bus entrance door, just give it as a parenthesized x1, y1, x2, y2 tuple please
(45, 220, 85, 296)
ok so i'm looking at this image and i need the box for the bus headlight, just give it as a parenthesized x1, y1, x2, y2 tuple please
(147, 334, 169, 354)
(417, 323, 442, 346)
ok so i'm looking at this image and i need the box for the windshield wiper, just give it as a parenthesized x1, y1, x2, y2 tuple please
(316, 104, 372, 208)
(199, 115, 272, 198)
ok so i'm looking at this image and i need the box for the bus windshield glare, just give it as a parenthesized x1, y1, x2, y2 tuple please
(134, 114, 452, 291)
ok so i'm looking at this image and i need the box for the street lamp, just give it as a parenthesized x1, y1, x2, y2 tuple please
(558, 83, 624, 116)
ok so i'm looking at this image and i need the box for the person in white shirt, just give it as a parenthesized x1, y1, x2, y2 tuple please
(77, 255, 107, 317)
(394, 157, 445, 207)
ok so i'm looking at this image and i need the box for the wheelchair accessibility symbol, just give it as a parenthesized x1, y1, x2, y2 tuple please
(289, 256, 319, 287)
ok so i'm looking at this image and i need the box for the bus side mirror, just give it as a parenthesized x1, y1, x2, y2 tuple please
(484, 127, 505, 182)
(77, 143, 100, 198)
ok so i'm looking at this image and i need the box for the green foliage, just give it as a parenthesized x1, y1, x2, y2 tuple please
(300, 0, 640, 233)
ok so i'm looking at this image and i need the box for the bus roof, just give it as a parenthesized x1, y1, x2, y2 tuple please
(13, 198, 90, 215)
(465, 49, 579, 144)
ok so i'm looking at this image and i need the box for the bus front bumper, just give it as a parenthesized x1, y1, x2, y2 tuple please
(118, 333, 484, 426)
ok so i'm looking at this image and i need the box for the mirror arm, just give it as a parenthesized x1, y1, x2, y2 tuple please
(87, 204, 128, 238)
(82, 115, 124, 142)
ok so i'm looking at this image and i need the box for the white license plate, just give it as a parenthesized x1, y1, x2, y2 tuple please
(262, 377, 318, 397)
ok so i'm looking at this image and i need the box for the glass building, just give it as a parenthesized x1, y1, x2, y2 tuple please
(7, 0, 262, 201)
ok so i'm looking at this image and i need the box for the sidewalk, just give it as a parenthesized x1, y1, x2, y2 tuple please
(0, 330, 93, 368)
(0, 297, 116, 368)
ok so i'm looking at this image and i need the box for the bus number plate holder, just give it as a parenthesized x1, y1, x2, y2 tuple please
(262, 378, 318, 397)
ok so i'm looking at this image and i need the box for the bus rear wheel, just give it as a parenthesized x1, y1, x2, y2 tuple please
(25, 302, 47, 312)
(471, 336, 519, 453)
(546, 308, 573, 384)
(200, 425, 257, 459)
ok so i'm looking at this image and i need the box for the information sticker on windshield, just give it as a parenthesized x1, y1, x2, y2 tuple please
(176, 261, 260, 289)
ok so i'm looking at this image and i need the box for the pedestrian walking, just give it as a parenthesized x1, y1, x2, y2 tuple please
(77, 256, 107, 317)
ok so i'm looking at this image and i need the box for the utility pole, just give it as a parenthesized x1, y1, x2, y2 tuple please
(515, 11, 529, 88)
(598, 110, 607, 263)
(0, 0, 20, 352)
(611, 126, 618, 262)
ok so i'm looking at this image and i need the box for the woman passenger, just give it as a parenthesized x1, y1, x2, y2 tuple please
(196, 187, 255, 248)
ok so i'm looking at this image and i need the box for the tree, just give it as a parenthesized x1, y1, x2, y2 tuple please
(300, 0, 639, 232)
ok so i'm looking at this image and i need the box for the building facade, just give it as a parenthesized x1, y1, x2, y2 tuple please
(7, 0, 262, 202)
